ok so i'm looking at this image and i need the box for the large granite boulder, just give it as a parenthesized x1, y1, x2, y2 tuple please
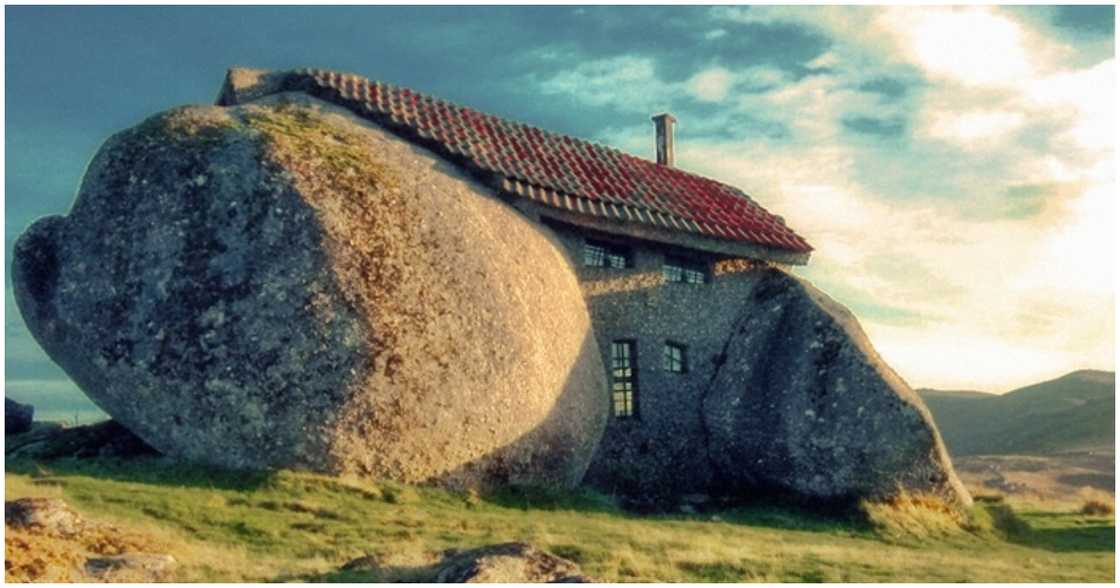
(703, 268, 971, 506)
(6, 398, 34, 434)
(11, 93, 606, 490)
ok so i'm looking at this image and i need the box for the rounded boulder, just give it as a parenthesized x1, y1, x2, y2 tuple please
(11, 95, 607, 490)
(702, 268, 971, 506)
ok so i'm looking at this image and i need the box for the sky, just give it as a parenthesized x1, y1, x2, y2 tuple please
(3, 5, 1116, 413)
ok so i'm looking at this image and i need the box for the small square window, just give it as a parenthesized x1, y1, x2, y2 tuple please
(663, 256, 707, 284)
(663, 342, 687, 373)
(584, 239, 631, 269)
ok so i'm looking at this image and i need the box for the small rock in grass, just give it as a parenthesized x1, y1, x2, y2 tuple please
(434, 542, 593, 583)
(5, 497, 86, 536)
(340, 554, 381, 571)
(85, 553, 177, 579)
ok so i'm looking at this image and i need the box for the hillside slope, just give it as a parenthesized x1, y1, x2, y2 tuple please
(919, 370, 1115, 456)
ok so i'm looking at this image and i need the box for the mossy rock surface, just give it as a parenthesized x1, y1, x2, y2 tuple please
(11, 94, 607, 490)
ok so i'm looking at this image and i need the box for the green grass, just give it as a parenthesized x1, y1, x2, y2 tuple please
(5, 457, 1114, 582)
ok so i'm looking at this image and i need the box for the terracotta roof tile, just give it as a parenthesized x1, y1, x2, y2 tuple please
(294, 68, 812, 255)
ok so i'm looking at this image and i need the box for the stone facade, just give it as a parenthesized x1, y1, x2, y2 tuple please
(542, 221, 766, 503)
(540, 220, 969, 508)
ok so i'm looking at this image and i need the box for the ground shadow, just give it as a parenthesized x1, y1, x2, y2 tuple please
(4, 454, 275, 492)
(276, 560, 443, 583)
(983, 503, 1115, 553)
(1009, 523, 1116, 553)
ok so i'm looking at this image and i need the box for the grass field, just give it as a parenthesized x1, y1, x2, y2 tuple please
(4, 457, 1114, 582)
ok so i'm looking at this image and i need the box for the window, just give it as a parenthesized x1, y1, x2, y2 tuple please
(662, 256, 707, 284)
(663, 341, 688, 373)
(610, 340, 638, 418)
(584, 239, 631, 269)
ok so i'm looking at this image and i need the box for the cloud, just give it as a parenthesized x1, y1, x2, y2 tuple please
(537, 55, 666, 112)
(876, 6, 1042, 88)
(686, 67, 733, 102)
(524, 6, 1114, 391)
(921, 108, 1026, 145)
(1025, 59, 1115, 151)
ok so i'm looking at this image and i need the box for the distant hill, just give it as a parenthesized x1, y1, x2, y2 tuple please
(918, 370, 1115, 456)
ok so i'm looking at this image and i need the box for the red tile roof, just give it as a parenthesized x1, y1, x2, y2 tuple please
(289, 68, 813, 255)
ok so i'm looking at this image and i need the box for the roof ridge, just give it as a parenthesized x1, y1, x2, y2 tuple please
(234, 67, 812, 257)
(304, 68, 757, 203)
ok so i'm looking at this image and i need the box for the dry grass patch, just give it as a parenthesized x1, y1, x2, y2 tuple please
(859, 492, 970, 542)
(4, 514, 167, 582)
(1080, 499, 1114, 516)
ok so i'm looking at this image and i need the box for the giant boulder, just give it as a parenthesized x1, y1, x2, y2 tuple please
(703, 268, 971, 506)
(11, 94, 607, 490)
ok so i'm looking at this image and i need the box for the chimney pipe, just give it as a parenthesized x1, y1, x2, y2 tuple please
(651, 112, 676, 167)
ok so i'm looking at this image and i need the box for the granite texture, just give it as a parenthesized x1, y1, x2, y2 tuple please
(701, 268, 970, 506)
(11, 95, 607, 490)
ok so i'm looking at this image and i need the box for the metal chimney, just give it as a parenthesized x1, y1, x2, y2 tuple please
(651, 113, 677, 167)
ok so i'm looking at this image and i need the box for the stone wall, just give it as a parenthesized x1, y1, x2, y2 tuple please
(543, 220, 769, 504)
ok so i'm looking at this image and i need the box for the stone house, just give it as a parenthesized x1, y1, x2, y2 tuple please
(218, 69, 821, 500)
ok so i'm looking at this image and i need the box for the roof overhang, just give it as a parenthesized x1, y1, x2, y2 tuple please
(503, 194, 811, 266)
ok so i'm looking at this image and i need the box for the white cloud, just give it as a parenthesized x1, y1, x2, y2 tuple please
(536, 56, 790, 112)
(537, 55, 666, 112)
(806, 51, 840, 70)
(922, 109, 1026, 145)
(877, 6, 1040, 88)
(526, 7, 1114, 390)
(686, 67, 733, 102)
(1026, 59, 1116, 151)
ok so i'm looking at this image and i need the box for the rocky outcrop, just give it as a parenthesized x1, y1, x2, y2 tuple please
(703, 268, 970, 506)
(6, 497, 86, 536)
(6, 398, 34, 434)
(434, 543, 592, 583)
(10, 94, 607, 490)
(5, 498, 176, 582)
